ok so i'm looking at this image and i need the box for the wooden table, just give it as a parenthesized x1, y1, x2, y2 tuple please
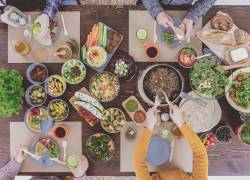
(1, 5, 250, 176)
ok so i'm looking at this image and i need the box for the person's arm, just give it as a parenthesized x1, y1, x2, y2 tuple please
(142, 0, 163, 19)
(186, 0, 216, 23)
(43, 0, 61, 19)
(179, 124, 208, 180)
(0, 160, 22, 180)
(134, 128, 153, 180)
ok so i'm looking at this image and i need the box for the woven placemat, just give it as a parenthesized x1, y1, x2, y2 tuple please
(80, 0, 137, 5)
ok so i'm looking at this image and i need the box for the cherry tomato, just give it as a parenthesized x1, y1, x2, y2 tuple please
(236, 75, 242, 81)
(229, 92, 235, 97)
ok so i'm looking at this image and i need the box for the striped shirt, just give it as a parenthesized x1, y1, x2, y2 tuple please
(142, 0, 217, 23)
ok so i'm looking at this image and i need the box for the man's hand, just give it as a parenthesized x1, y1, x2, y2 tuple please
(180, 18, 194, 43)
(169, 105, 184, 128)
(71, 155, 89, 178)
(145, 108, 159, 131)
(156, 11, 174, 28)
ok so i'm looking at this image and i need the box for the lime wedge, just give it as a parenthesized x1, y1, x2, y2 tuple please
(136, 29, 147, 41)
(65, 154, 79, 169)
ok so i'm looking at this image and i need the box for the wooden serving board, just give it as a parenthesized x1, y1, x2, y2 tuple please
(69, 87, 91, 107)
(122, 96, 146, 126)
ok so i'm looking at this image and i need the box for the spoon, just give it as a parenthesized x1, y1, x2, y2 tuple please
(179, 92, 207, 107)
(60, 14, 69, 36)
(62, 140, 68, 162)
(195, 53, 212, 60)
(153, 94, 161, 109)
(22, 149, 41, 160)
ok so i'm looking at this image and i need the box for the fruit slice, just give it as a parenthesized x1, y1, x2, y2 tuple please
(65, 154, 80, 169)
(136, 28, 147, 40)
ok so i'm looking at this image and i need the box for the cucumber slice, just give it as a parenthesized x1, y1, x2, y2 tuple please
(81, 45, 87, 61)
(103, 25, 107, 48)
(98, 22, 104, 46)
(136, 28, 147, 40)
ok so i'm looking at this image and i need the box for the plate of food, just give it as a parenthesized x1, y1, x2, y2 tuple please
(179, 91, 222, 133)
(138, 64, 184, 106)
(45, 75, 66, 97)
(89, 72, 120, 102)
(26, 63, 48, 85)
(156, 16, 183, 47)
(70, 87, 105, 127)
(86, 133, 115, 161)
(25, 85, 47, 107)
(31, 136, 60, 166)
(61, 59, 86, 84)
(25, 106, 48, 133)
(178, 46, 198, 68)
(190, 58, 229, 99)
(81, 22, 123, 72)
(107, 51, 137, 82)
(225, 67, 250, 113)
(101, 108, 126, 133)
(48, 99, 69, 121)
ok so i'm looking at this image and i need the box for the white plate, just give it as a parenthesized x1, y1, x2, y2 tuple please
(225, 67, 250, 113)
(179, 91, 222, 133)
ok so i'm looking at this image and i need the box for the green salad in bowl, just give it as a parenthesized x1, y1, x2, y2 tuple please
(190, 58, 229, 98)
(61, 59, 86, 84)
(86, 133, 115, 161)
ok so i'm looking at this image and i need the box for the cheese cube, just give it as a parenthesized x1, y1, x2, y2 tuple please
(230, 47, 249, 62)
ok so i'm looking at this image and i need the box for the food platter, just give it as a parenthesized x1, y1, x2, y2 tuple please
(138, 64, 184, 106)
(101, 108, 126, 133)
(25, 106, 49, 133)
(179, 91, 222, 133)
(89, 71, 120, 102)
(82, 22, 123, 72)
(30, 136, 60, 166)
(61, 59, 86, 84)
(225, 67, 250, 113)
(86, 133, 115, 161)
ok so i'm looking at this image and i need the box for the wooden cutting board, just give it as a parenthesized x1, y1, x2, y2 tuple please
(129, 10, 202, 62)
(8, 11, 80, 63)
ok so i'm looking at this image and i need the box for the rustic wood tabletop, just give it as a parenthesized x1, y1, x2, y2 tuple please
(0, 5, 250, 176)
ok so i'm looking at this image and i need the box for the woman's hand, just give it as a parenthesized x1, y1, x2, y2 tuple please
(71, 155, 89, 178)
(14, 145, 27, 163)
(180, 18, 194, 43)
(169, 105, 184, 128)
(156, 11, 174, 28)
(145, 108, 159, 131)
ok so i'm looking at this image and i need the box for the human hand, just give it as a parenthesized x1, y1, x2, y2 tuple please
(33, 13, 50, 39)
(71, 155, 89, 178)
(14, 145, 27, 163)
(180, 18, 194, 43)
(169, 105, 184, 128)
(0, 6, 20, 27)
(156, 11, 174, 28)
(145, 108, 159, 131)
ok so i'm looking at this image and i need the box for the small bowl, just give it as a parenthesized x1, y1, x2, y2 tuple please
(178, 46, 198, 69)
(25, 84, 47, 107)
(26, 63, 48, 85)
(215, 126, 234, 144)
(200, 132, 217, 151)
(44, 75, 66, 97)
(47, 99, 69, 121)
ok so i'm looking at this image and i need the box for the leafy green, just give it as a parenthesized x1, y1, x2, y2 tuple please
(229, 72, 250, 108)
(49, 143, 59, 158)
(162, 32, 174, 45)
(0, 68, 24, 118)
(190, 58, 229, 97)
(86, 134, 113, 161)
(240, 122, 250, 145)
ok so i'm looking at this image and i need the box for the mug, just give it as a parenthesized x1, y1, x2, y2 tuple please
(144, 43, 160, 61)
